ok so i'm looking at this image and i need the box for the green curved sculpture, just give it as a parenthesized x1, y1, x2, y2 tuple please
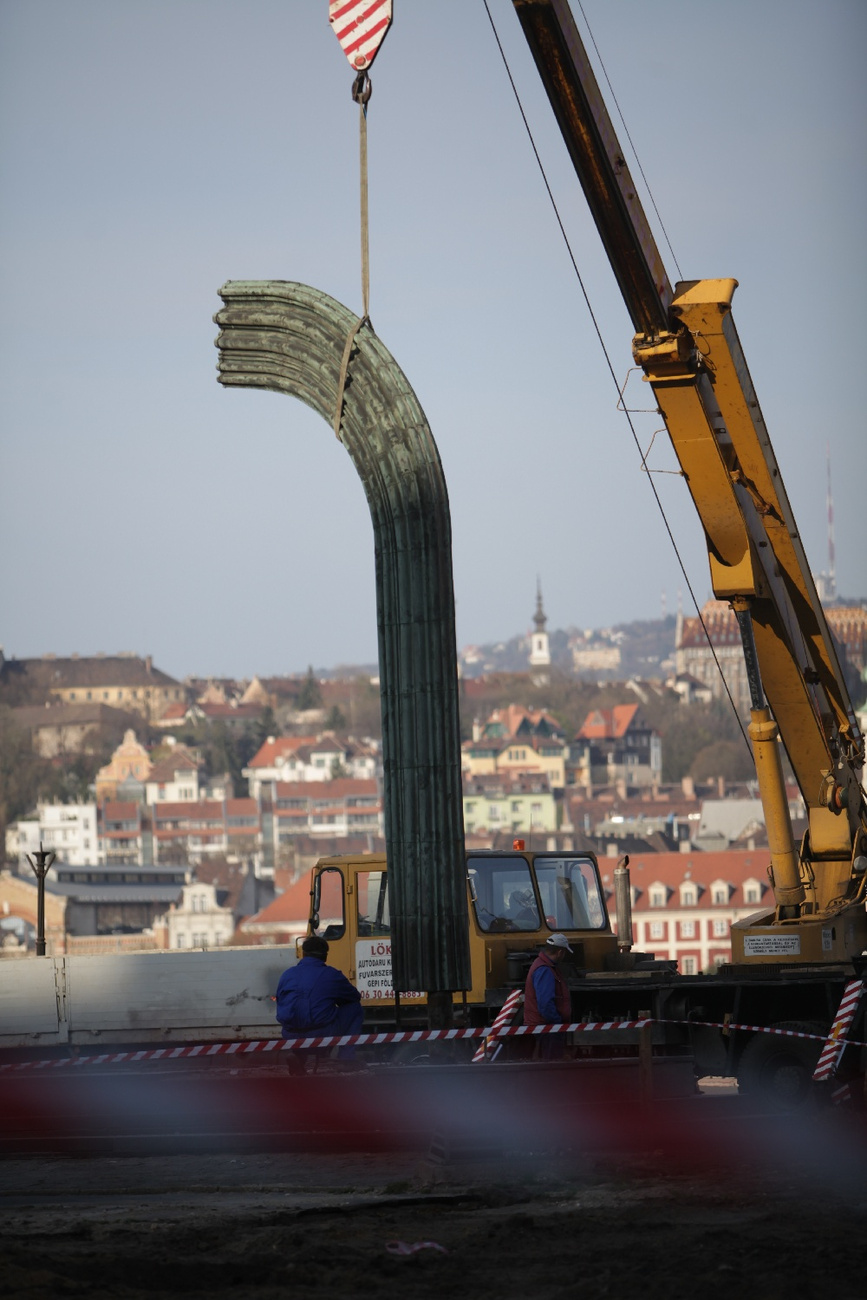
(214, 280, 469, 994)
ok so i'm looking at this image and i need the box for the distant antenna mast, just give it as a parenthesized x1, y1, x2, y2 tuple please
(825, 442, 837, 602)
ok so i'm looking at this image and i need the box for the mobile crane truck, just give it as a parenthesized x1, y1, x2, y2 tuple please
(303, 0, 867, 1106)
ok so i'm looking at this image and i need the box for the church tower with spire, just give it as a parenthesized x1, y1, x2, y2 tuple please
(529, 579, 551, 684)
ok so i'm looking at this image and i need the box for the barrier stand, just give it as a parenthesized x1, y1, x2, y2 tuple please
(472, 988, 523, 1064)
(637, 1016, 653, 1109)
(812, 978, 866, 1104)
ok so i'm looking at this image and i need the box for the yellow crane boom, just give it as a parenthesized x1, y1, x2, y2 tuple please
(512, 0, 866, 961)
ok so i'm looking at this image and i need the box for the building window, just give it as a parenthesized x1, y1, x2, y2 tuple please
(681, 957, 697, 975)
(712, 919, 727, 937)
(680, 920, 695, 938)
(743, 880, 761, 904)
(711, 882, 730, 904)
(649, 885, 667, 908)
(176, 934, 187, 948)
(649, 920, 664, 940)
(680, 885, 697, 906)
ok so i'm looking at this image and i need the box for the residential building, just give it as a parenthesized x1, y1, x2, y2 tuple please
(151, 798, 261, 867)
(0, 652, 184, 722)
(572, 703, 662, 790)
(244, 734, 379, 798)
(666, 671, 714, 706)
(9, 803, 101, 870)
(480, 705, 565, 742)
(9, 702, 138, 758)
(463, 705, 569, 789)
(604, 849, 773, 973)
(195, 701, 265, 729)
(463, 773, 557, 836)
(143, 743, 202, 805)
(675, 599, 867, 717)
(95, 730, 153, 803)
(271, 779, 383, 845)
(569, 632, 622, 675)
(826, 604, 867, 681)
(243, 736, 319, 797)
(165, 880, 235, 950)
(99, 801, 151, 864)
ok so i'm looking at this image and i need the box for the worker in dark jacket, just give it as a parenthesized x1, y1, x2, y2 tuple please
(524, 932, 573, 1058)
(275, 935, 363, 1057)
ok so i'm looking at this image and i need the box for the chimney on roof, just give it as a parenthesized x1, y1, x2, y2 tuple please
(472, 717, 481, 742)
(681, 775, 695, 799)
(717, 776, 726, 798)
(145, 655, 153, 675)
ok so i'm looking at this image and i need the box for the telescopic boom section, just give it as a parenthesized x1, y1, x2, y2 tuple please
(512, 0, 866, 944)
(513, 0, 671, 335)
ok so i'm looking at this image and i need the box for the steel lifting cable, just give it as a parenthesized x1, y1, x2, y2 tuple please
(334, 70, 374, 441)
(482, 1, 750, 754)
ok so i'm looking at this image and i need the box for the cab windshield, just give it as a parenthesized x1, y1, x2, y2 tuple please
(468, 855, 540, 932)
(468, 853, 606, 933)
(356, 869, 390, 937)
(534, 856, 606, 930)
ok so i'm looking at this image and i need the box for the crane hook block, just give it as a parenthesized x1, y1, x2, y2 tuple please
(329, 0, 393, 72)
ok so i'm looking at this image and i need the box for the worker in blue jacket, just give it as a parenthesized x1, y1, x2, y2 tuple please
(275, 935, 363, 1057)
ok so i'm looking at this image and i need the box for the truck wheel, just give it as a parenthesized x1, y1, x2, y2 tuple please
(736, 1021, 825, 1110)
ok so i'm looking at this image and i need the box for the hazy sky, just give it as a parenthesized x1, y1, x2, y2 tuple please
(1, 1, 864, 681)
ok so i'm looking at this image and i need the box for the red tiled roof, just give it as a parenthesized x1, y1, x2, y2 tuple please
(577, 703, 640, 740)
(601, 850, 770, 911)
(101, 801, 140, 819)
(679, 601, 741, 649)
(159, 702, 189, 721)
(155, 828, 223, 840)
(147, 756, 199, 783)
(153, 800, 223, 818)
(226, 798, 257, 815)
(197, 703, 262, 720)
(243, 873, 314, 926)
(247, 736, 319, 768)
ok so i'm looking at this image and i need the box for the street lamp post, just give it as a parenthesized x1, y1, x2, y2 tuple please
(26, 843, 56, 956)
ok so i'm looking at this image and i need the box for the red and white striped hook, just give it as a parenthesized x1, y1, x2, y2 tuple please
(329, 0, 393, 72)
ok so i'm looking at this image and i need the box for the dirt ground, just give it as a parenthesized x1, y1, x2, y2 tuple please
(1, 1143, 865, 1300)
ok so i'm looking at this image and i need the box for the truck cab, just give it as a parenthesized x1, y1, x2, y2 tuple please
(306, 846, 626, 1023)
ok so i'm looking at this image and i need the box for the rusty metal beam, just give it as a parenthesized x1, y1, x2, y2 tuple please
(214, 280, 470, 994)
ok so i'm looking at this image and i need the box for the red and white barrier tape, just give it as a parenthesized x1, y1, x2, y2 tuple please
(2, 1013, 865, 1073)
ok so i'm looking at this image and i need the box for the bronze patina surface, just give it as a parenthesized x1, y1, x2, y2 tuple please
(214, 281, 469, 994)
